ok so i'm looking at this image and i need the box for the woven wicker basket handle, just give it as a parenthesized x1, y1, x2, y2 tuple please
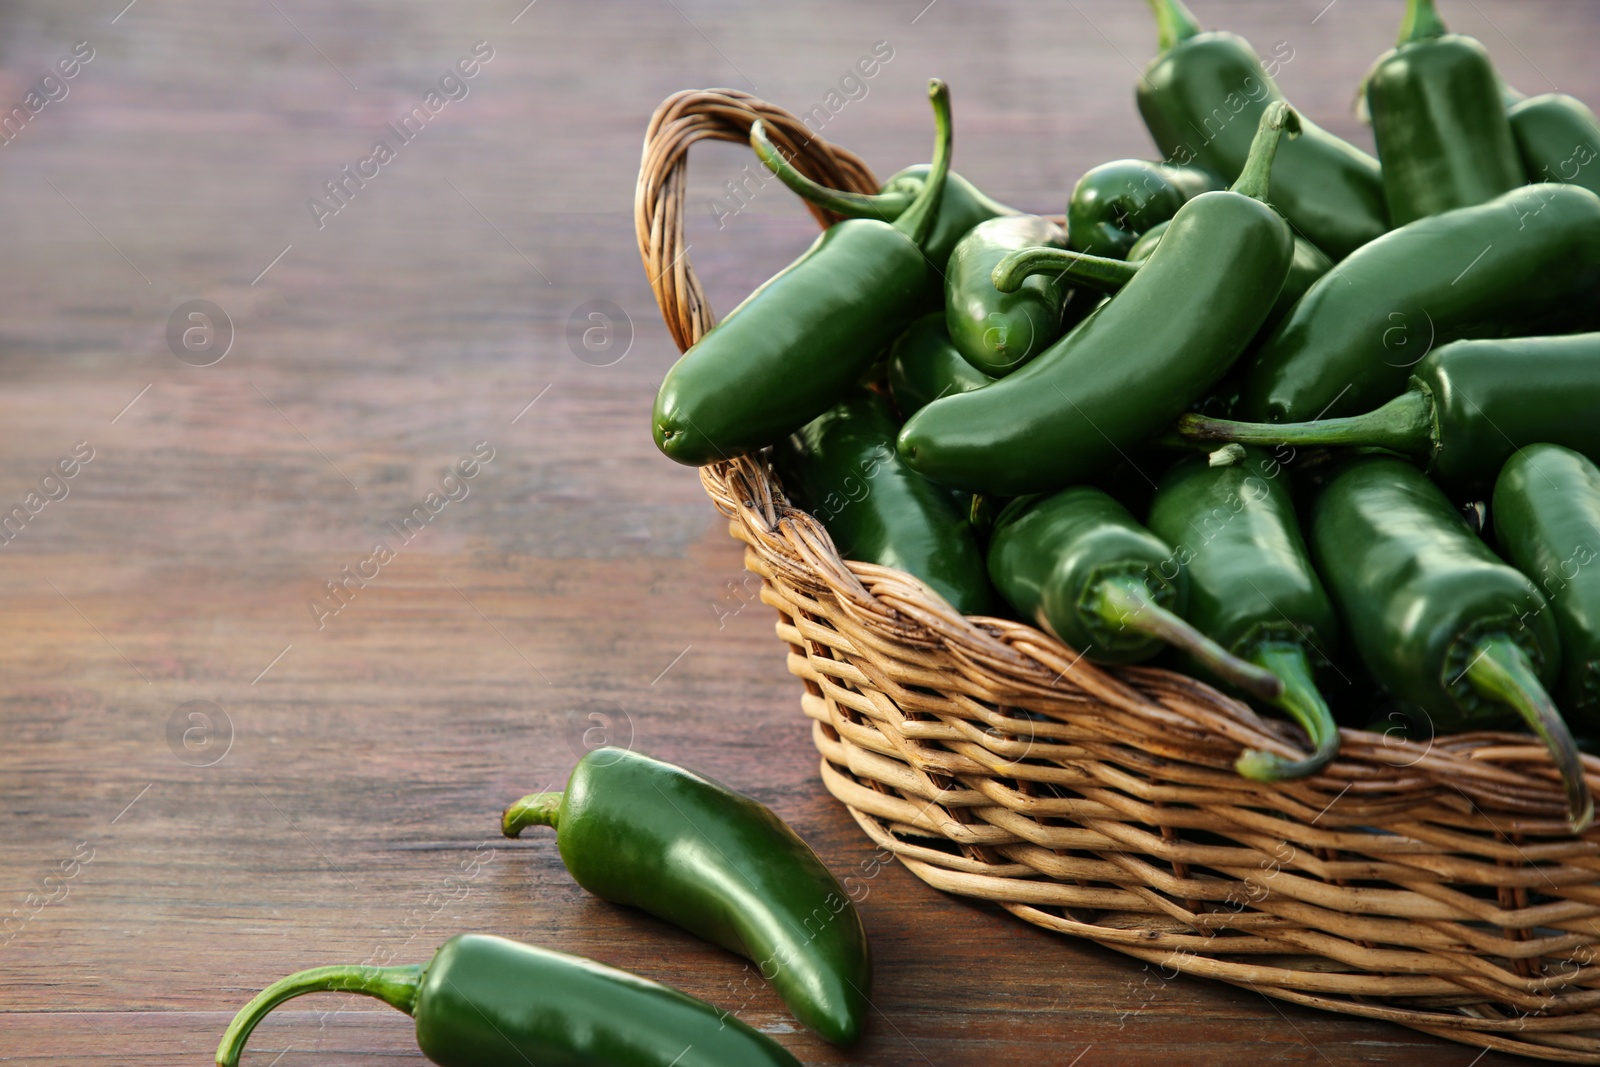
(635, 88, 880, 354)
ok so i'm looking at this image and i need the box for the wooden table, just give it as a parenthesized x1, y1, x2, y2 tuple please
(3, 1, 1596, 1063)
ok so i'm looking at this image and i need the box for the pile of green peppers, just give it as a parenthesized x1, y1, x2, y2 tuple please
(649, 0, 1600, 829)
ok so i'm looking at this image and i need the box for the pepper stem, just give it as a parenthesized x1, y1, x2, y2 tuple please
(1178, 388, 1435, 457)
(1235, 642, 1341, 782)
(750, 122, 913, 221)
(1398, 0, 1448, 45)
(1147, 0, 1203, 51)
(991, 246, 1138, 295)
(1087, 575, 1284, 703)
(502, 792, 564, 837)
(215, 963, 423, 1067)
(1230, 102, 1301, 204)
(1464, 635, 1593, 833)
(893, 79, 952, 248)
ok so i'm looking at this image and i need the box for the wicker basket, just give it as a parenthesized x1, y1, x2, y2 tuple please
(637, 89, 1600, 1063)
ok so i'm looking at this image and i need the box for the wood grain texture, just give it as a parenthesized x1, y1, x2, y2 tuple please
(1, 1, 1596, 1063)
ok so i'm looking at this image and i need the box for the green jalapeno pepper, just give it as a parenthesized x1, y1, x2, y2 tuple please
(1508, 93, 1600, 197)
(774, 388, 994, 615)
(749, 123, 1014, 270)
(1066, 158, 1221, 258)
(1129, 219, 1331, 341)
(989, 245, 1137, 297)
(1146, 448, 1340, 780)
(1364, 0, 1523, 226)
(946, 215, 1069, 376)
(216, 933, 802, 1067)
(986, 486, 1281, 700)
(1494, 445, 1600, 728)
(1309, 456, 1592, 831)
(503, 748, 872, 1047)
(1187, 334, 1600, 495)
(997, 217, 1330, 347)
(652, 80, 952, 466)
(888, 313, 994, 418)
(898, 104, 1297, 497)
(1137, 0, 1386, 260)
(1238, 182, 1600, 424)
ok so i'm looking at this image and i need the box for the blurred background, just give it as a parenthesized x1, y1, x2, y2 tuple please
(1, 1, 1596, 1063)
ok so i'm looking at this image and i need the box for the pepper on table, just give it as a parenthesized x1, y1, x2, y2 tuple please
(775, 388, 994, 615)
(215, 934, 803, 1067)
(898, 103, 1298, 497)
(1494, 445, 1600, 729)
(652, 79, 952, 466)
(986, 486, 1283, 701)
(1364, 0, 1523, 225)
(1309, 456, 1592, 831)
(748, 116, 1015, 270)
(502, 748, 873, 1047)
(1066, 158, 1221, 259)
(1137, 0, 1386, 259)
(1182, 334, 1600, 495)
(1147, 448, 1342, 780)
(1236, 183, 1600, 424)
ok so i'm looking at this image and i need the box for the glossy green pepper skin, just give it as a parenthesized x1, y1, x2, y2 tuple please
(988, 488, 1177, 661)
(1238, 183, 1600, 424)
(1128, 219, 1331, 340)
(946, 215, 1068, 376)
(1309, 457, 1591, 830)
(1509, 93, 1600, 196)
(1494, 445, 1600, 727)
(1066, 158, 1221, 258)
(749, 132, 1015, 270)
(774, 389, 994, 615)
(1365, 0, 1523, 226)
(888, 313, 994, 419)
(503, 749, 871, 1047)
(653, 81, 952, 466)
(215, 934, 802, 1067)
(1147, 449, 1341, 779)
(899, 105, 1297, 497)
(986, 487, 1280, 696)
(1186, 335, 1600, 496)
(1137, 0, 1386, 260)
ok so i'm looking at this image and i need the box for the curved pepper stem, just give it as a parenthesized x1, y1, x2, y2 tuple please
(1178, 389, 1435, 458)
(215, 963, 423, 1066)
(1147, 0, 1203, 51)
(892, 79, 952, 248)
(1398, 0, 1448, 45)
(991, 246, 1138, 295)
(1086, 575, 1284, 703)
(750, 122, 914, 221)
(1464, 635, 1593, 832)
(502, 792, 564, 837)
(1234, 642, 1341, 782)
(1230, 102, 1301, 205)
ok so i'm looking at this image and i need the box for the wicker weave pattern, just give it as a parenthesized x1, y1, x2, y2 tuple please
(638, 89, 1600, 1062)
